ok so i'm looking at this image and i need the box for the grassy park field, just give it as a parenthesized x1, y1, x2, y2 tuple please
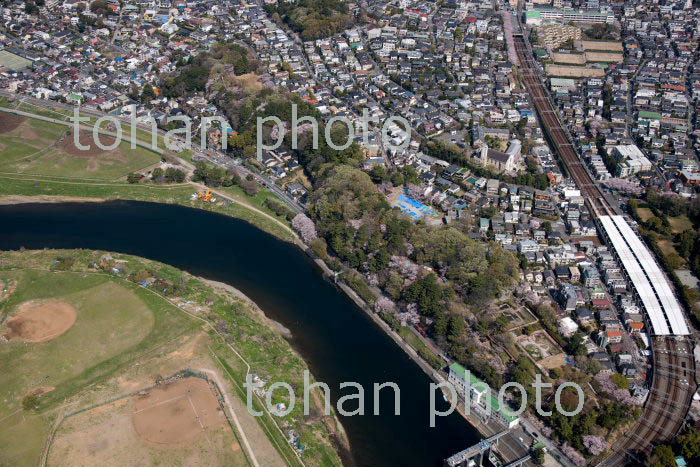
(0, 114, 161, 180)
(0, 105, 296, 242)
(0, 249, 343, 467)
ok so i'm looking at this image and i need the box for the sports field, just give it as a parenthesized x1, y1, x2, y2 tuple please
(49, 375, 247, 467)
(0, 50, 32, 71)
(0, 271, 167, 465)
(0, 250, 343, 467)
(0, 114, 160, 180)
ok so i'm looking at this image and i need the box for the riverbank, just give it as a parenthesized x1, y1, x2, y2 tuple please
(0, 176, 296, 242)
(198, 277, 352, 462)
(0, 200, 488, 466)
(0, 192, 490, 447)
(202, 278, 293, 338)
(300, 239, 535, 464)
(0, 194, 106, 205)
(0, 248, 345, 467)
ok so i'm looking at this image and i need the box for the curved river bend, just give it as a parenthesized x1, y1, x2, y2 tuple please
(0, 201, 479, 466)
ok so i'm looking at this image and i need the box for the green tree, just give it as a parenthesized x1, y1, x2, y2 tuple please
(151, 167, 165, 182)
(89, 0, 111, 15)
(25, 1, 39, 14)
(597, 402, 633, 430)
(532, 446, 545, 465)
(22, 394, 39, 411)
(448, 314, 465, 342)
(567, 332, 587, 356)
(678, 429, 700, 462)
(649, 445, 676, 467)
(165, 167, 186, 183)
(369, 165, 389, 183)
(402, 273, 450, 317)
(390, 171, 405, 187)
(611, 373, 629, 389)
(141, 83, 156, 102)
(433, 313, 448, 337)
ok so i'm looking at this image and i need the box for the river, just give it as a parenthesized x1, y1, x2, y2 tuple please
(0, 200, 480, 466)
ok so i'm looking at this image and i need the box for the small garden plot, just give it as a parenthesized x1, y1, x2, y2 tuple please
(516, 330, 565, 368)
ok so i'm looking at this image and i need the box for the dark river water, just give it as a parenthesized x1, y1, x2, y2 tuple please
(0, 201, 479, 466)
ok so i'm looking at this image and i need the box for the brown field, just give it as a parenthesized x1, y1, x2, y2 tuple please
(233, 73, 265, 93)
(516, 330, 562, 365)
(668, 216, 693, 234)
(545, 64, 606, 78)
(26, 386, 55, 397)
(49, 376, 245, 467)
(132, 377, 225, 445)
(0, 114, 26, 134)
(658, 239, 678, 257)
(581, 40, 623, 52)
(4, 300, 77, 342)
(58, 130, 118, 158)
(539, 353, 567, 370)
(636, 207, 654, 222)
(552, 53, 586, 65)
(585, 51, 623, 63)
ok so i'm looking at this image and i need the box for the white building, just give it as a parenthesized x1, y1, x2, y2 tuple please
(613, 145, 652, 177)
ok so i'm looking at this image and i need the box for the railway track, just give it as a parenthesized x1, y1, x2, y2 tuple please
(513, 35, 614, 217)
(513, 33, 697, 465)
(604, 336, 694, 466)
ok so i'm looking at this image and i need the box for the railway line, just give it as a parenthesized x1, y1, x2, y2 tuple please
(513, 34, 615, 217)
(513, 33, 697, 465)
(604, 336, 694, 466)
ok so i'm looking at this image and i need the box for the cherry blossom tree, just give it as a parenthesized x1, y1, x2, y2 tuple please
(398, 307, 420, 327)
(595, 373, 641, 406)
(524, 415, 553, 438)
(348, 219, 363, 229)
(374, 296, 395, 314)
(583, 435, 609, 456)
(561, 444, 585, 466)
(389, 256, 421, 285)
(292, 214, 318, 243)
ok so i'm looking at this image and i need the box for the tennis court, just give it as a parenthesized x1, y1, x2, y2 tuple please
(0, 50, 32, 71)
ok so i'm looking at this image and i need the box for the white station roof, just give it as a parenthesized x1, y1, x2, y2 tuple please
(599, 215, 689, 336)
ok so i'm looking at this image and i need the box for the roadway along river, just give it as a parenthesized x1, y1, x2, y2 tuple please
(0, 200, 479, 466)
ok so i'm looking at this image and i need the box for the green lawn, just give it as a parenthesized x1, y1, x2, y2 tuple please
(0, 278, 154, 409)
(397, 326, 443, 369)
(0, 117, 161, 180)
(216, 184, 293, 226)
(636, 207, 654, 222)
(16, 102, 72, 120)
(0, 106, 294, 242)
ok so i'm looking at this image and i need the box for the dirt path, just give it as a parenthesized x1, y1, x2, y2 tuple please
(197, 368, 267, 467)
(0, 194, 107, 205)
